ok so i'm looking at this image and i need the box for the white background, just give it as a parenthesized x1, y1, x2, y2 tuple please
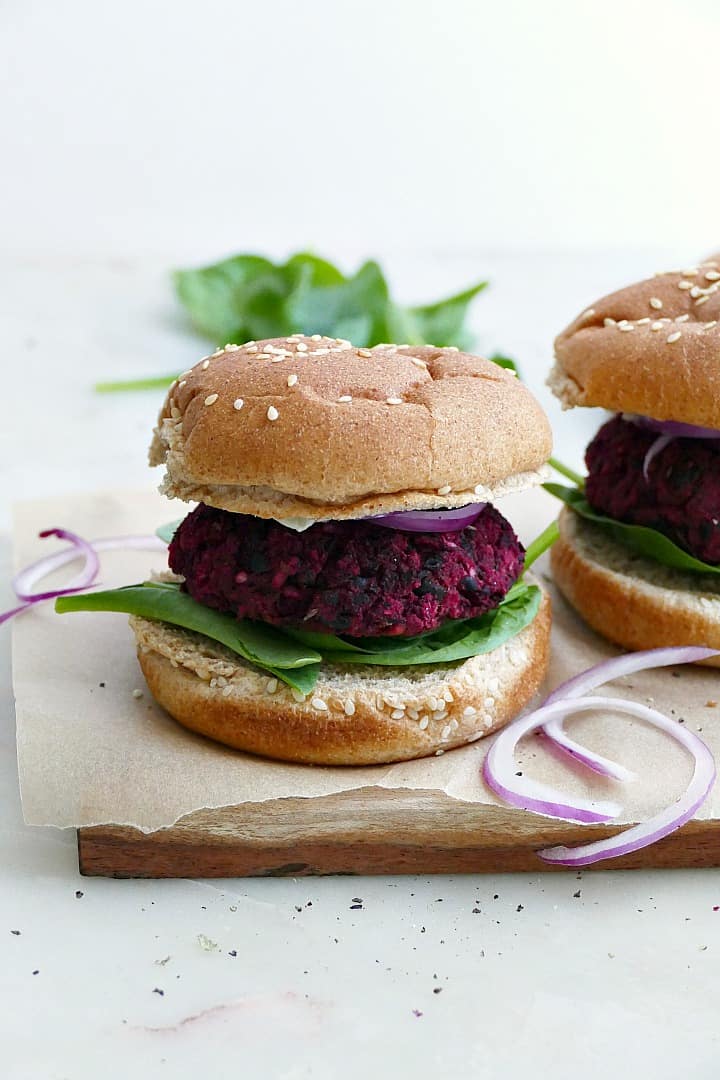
(3, 4, 720, 1079)
(1, 0, 719, 260)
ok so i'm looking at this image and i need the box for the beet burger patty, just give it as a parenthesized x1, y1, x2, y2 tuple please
(169, 502, 525, 638)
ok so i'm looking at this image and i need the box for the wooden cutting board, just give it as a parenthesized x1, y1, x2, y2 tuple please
(77, 788, 720, 877)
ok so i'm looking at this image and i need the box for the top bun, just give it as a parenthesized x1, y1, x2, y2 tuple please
(549, 262, 720, 427)
(150, 336, 552, 520)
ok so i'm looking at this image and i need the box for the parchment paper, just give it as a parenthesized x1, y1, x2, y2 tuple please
(12, 486, 720, 832)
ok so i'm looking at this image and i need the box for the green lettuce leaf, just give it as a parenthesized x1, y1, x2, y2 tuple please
(287, 584, 541, 667)
(55, 583, 322, 694)
(545, 483, 720, 577)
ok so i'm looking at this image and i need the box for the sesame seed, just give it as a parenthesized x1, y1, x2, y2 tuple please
(473, 485, 485, 496)
(224, 343, 240, 351)
(603, 317, 616, 327)
(437, 485, 452, 496)
(178, 380, 186, 388)
(651, 321, 664, 331)
(649, 297, 663, 310)
(410, 356, 428, 368)
(618, 322, 634, 332)
(463, 706, 477, 718)
(267, 405, 279, 421)
(675, 314, 690, 323)
(291, 689, 306, 703)
(357, 348, 372, 357)
(636, 317, 651, 325)
(132, 688, 143, 699)
(690, 286, 703, 298)
(244, 340, 256, 347)
(287, 373, 298, 387)
(265, 679, 278, 694)
(678, 280, 693, 290)
(245, 344, 258, 353)
(222, 684, 233, 697)
(695, 295, 710, 306)
(441, 724, 452, 741)
(391, 709, 405, 720)
(338, 395, 352, 403)
(705, 270, 720, 282)
(581, 308, 595, 319)
(296, 343, 308, 352)
(704, 321, 718, 329)
(484, 696, 495, 709)
(233, 398, 244, 410)
(418, 717, 429, 730)
(204, 393, 219, 406)
(434, 749, 444, 756)
(311, 697, 328, 711)
(201, 359, 210, 370)
(344, 699, 356, 716)
(386, 397, 403, 405)
(666, 331, 682, 344)
(311, 334, 323, 341)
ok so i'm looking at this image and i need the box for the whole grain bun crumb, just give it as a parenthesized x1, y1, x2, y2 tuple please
(150, 338, 552, 519)
(551, 507, 720, 665)
(549, 262, 720, 426)
(130, 582, 551, 765)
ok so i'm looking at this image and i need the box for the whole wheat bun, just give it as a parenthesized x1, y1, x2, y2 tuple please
(548, 262, 720, 426)
(551, 507, 720, 666)
(130, 584, 551, 765)
(150, 337, 552, 520)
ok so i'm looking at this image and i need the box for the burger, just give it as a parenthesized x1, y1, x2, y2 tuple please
(547, 260, 720, 664)
(61, 336, 554, 764)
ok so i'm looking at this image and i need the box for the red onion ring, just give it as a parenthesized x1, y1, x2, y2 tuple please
(14, 528, 100, 602)
(13, 534, 167, 599)
(3, 532, 168, 626)
(625, 413, 720, 440)
(370, 505, 486, 532)
(542, 647, 718, 780)
(642, 433, 674, 481)
(482, 698, 625, 824)
(537, 697, 716, 866)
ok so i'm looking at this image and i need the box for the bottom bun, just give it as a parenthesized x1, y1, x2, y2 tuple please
(130, 587, 551, 765)
(552, 506, 720, 666)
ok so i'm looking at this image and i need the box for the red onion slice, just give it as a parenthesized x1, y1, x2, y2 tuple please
(542, 647, 718, 780)
(0, 601, 33, 626)
(642, 433, 674, 481)
(537, 697, 716, 866)
(625, 414, 720, 440)
(370, 505, 486, 532)
(3, 532, 168, 626)
(14, 528, 100, 602)
(13, 533, 167, 599)
(482, 698, 626, 824)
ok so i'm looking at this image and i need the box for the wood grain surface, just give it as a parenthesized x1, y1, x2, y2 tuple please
(77, 787, 720, 877)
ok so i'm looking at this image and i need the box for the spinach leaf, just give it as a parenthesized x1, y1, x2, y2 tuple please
(55, 583, 322, 694)
(545, 483, 720, 577)
(288, 585, 541, 667)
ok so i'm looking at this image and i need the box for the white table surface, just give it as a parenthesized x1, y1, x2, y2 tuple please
(3, 254, 719, 1080)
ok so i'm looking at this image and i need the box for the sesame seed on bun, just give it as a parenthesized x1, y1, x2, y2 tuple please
(548, 262, 720, 427)
(150, 337, 553, 520)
